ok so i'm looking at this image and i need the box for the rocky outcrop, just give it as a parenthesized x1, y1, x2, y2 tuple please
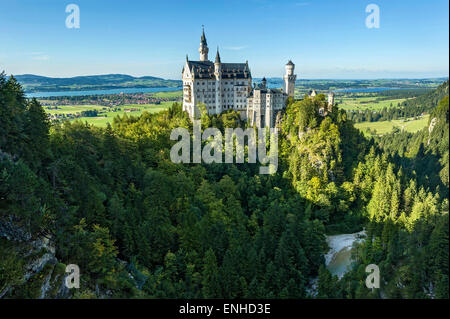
(427, 117, 438, 145)
(0, 216, 32, 242)
(0, 217, 70, 299)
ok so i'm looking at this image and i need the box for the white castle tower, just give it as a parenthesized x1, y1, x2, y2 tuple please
(328, 92, 335, 112)
(199, 26, 209, 61)
(283, 60, 296, 97)
(214, 47, 222, 114)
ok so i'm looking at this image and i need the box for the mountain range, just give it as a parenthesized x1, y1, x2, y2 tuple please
(14, 74, 182, 93)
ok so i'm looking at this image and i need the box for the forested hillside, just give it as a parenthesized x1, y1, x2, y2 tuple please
(0, 73, 448, 299)
(376, 96, 449, 198)
(326, 95, 449, 298)
(348, 80, 449, 123)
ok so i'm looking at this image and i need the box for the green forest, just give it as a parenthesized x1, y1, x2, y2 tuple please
(347, 81, 449, 123)
(0, 72, 448, 299)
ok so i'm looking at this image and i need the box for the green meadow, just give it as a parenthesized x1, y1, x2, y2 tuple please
(338, 96, 410, 111)
(42, 90, 183, 127)
(150, 90, 183, 98)
(355, 115, 429, 136)
(46, 101, 174, 127)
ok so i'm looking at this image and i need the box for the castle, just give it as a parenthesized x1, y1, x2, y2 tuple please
(182, 28, 296, 128)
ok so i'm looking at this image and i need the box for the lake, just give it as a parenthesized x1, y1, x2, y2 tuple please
(25, 86, 404, 98)
(26, 87, 183, 98)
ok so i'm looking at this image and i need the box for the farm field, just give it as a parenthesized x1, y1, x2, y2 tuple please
(355, 115, 429, 136)
(337, 96, 410, 111)
(149, 90, 183, 98)
(45, 101, 174, 127)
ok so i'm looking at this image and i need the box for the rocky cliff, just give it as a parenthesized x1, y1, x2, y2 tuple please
(0, 216, 70, 298)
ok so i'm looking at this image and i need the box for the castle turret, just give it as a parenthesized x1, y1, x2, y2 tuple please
(328, 92, 335, 112)
(214, 47, 222, 114)
(283, 60, 296, 97)
(199, 26, 209, 61)
(214, 47, 222, 80)
(215, 47, 221, 65)
(261, 77, 267, 89)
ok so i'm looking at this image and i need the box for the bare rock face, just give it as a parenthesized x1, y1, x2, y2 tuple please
(429, 117, 438, 134)
(275, 111, 284, 128)
(427, 117, 439, 145)
(0, 217, 70, 299)
(0, 216, 32, 242)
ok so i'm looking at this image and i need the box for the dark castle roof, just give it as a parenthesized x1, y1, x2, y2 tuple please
(185, 60, 251, 80)
(249, 87, 284, 96)
(201, 28, 207, 46)
(215, 49, 221, 63)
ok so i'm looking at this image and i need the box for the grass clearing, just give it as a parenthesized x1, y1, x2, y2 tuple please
(46, 101, 174, 127)
(338, 97, 410, 111)
(147, 90, 183, 98)
(355, 115, 429, 136)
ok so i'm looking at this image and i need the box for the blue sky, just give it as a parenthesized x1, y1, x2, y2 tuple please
(0, 0, 448, 79)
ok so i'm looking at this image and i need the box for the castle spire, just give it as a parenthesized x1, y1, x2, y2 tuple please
(201, 25, 207, 45)
(199, 25, 209, 61)
(215, 47, 221, 63)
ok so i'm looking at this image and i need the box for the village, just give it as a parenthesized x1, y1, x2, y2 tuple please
(39, 92, 183, 124)
(39, 92, 181, 107)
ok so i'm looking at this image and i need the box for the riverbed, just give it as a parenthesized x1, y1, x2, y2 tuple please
(325, 230, 366, 278)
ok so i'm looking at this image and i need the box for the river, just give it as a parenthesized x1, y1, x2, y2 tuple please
(325, 230, 366, 278)
(307, 230, 367, 296)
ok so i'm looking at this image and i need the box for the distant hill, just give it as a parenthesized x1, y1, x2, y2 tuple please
(14, 74, 447, 93)
(400, 80, 449, 112)
(14, 74, 182, 93)
(253, 77, 448, 92)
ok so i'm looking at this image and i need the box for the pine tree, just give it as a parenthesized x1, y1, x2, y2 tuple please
(201, 249, 222, 298)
